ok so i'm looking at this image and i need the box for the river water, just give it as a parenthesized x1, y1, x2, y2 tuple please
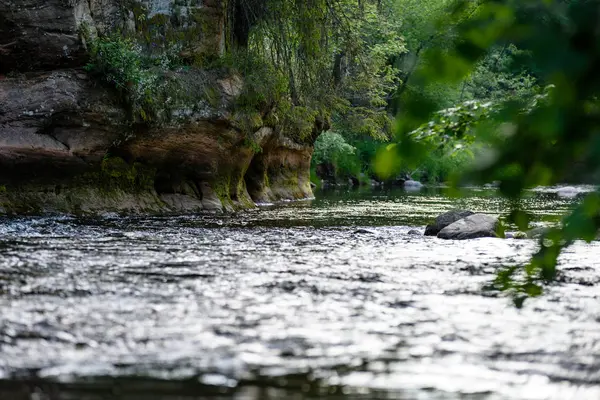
(1, 186, 599, 400)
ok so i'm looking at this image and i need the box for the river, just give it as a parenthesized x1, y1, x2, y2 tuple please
(1, 186, 599, 400)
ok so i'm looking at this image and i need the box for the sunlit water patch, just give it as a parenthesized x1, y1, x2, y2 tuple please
(1, 187, 599, 400)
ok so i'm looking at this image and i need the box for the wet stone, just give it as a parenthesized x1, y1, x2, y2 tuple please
(424, 209, 475, 236)
(437, 214, 499, 240)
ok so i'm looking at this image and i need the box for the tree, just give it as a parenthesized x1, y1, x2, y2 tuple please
(391, 0, 481, 112)
(229, 0, 405, 144)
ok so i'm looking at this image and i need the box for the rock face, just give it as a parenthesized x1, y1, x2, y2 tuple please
(437, 214, 500, 240)
(0, 70, 125, 175)
(0, 0, 320, 215)
(0, 0, 225, 73)
(424, 210, 475, 236)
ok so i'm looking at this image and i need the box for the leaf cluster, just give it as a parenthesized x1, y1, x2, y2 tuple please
(394, 0, 600, 305)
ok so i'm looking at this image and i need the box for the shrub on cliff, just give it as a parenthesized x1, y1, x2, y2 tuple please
(86, 36, 144, 91)
(85, 35, 162, 123)
(83, 1, 406, 147)
(85, 35, 217, 126)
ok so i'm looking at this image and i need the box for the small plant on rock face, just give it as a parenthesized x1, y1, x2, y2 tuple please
(86, 35, 152, 121)
(85, 36, 145, 91)
(85, 35, 188, 123)
(243, 135, 263, 154)
(86, 35, 189, 124)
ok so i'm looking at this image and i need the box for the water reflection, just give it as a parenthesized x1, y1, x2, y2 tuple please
(1, 187, 599, 399)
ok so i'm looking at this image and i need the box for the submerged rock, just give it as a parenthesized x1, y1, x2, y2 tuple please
(403, 180, 424, 191)
(505, 231, 528, 239)
(527, 226, 552, 239)
(424, 210, 475, 236)
(556, 186, 579, 199)
(483, 181, 500, 188)
(390, 174, 409, 186)
(353, 228, 376, 235)
(437, 214, 499, 240)
(407, 229, 421, 235)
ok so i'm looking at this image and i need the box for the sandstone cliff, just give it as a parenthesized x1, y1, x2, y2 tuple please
(0, 0, 319, 214)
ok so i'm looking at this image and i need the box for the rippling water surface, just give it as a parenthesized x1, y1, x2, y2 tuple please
(1, 187, 599, 400)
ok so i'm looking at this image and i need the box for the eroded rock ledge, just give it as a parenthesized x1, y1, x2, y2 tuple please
(0, 70, 316, 214)
(0, 0, 320, 215)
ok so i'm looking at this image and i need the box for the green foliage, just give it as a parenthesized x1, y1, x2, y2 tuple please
(313, 132, 357, 166)
(392, 0, 540, 120)
(463, 45, 540, 102)
(371, 100, 486, 183)
(312, 131, 361, 179)
(394, 0, 455, 51)
(409, 100, 495, 148)
(85, 35, 145, 91)
(85, 35, 166, 123)
(248, 0, 409, 180)
(411, 149, 474, 184)
(220, 50, 323, 141)
(391, 0, 480, 111)
(225, 50, 288, 112)
(85, 34, 227, 126)
(349, 138, 388, 177)
(393, 0, 600, 306)
(243, 135, 263, 154)
(231, 0, 405, 142)
(312, 129, 402, 182)
(349, 0, 518, 185)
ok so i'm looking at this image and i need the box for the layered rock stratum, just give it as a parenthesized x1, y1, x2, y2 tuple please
(0, 0, 319, 214)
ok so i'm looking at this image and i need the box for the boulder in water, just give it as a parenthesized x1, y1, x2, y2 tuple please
(403, 180, 423, 191)
(556, 186, 579, 198)
(407, 229, 421, 235)
(483, 181, 500, 188)
(437, 214, 499, 240)
(424, 210, 475, 236)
